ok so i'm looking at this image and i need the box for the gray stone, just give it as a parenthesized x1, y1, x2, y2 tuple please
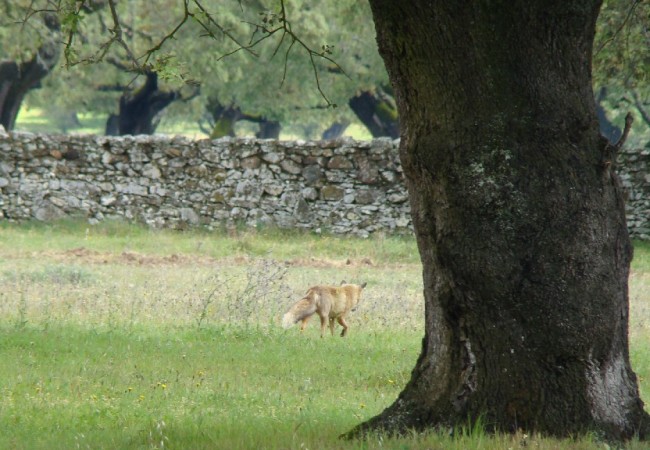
(180, 207, 200, 225)
(34, 202, 65, 221)
(280, 159, 302, 175)
(321, 185, 345, 201)
(388, 192, 409, 203)
(328, 155, 353, 170)
(301, 187, 318, 201)
(261, 152, 283, 163)
(356, 189, 377, 205)
(241, 156, 262, 169)
(301, 165, 323, 185)
(264, 183, 285, 196)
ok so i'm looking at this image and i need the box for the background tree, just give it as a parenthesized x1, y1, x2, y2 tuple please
(7, 0, 649, 142)
(593, 0, 650, 145)
(104, 70, 180, 135)
(0, 4, 61, 131)
(348, 87, 399, 138)
(175, 0, 392, 138)
(12, 0, 395, 138)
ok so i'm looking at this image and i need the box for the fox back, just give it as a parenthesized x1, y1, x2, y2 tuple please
(307, 283, 366, 318)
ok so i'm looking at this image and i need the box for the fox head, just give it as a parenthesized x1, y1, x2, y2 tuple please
(351, 282, 367, 311)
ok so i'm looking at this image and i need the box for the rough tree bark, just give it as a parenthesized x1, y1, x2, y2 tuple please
(350, 0, 650, 441)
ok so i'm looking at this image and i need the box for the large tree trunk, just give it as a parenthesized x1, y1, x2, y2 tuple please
(352, 0, 649, 441)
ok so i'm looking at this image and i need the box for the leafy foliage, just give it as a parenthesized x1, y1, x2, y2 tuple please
(594, 0, 650, 145)
(3, 0, 649, 141)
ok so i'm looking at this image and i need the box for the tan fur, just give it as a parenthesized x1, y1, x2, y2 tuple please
(281, 282, 367, 337)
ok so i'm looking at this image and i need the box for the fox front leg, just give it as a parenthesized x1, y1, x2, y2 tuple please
(329, 317, 337, 336)
(337, 316, 349, 337)
(318, 313, 328, 338)
(299, 316, 311, 332)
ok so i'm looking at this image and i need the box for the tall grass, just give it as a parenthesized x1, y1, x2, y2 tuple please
(0, 219, 648, 449)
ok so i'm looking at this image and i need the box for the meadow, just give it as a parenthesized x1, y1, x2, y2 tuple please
(0, 219, 648, 449)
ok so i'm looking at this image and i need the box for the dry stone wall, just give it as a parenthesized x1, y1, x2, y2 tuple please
(0, 127, 648, 239)
(0, 129, 410, 237)
(619, 146, 650, 240)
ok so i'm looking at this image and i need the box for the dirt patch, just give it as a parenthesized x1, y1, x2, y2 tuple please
(283, 257, 375, 268)
(52, 247, 219, 267)
(18, 247, 380, 269)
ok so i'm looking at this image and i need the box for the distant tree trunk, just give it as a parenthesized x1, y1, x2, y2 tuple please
(255, 119, 281, 139)
(348, 89, 399, 138)
(0, 14, 60, 131)
(350, 0, 649, 441)
(596, 87, 622, 144)
(106, 71, 178, 136)
(206, 97, 281, 139)
(206, 97, 242, 138)
(322, 120, 351, 139)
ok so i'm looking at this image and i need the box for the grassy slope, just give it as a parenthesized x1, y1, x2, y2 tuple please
(0, 220, 648, 449)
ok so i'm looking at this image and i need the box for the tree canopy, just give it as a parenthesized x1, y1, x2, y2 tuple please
(593, 0, 650, 144)
(2, 0, 390, 137)
(2, 0, 644, 141)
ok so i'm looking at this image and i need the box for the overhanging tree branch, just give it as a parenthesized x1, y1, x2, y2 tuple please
(237, 0, 349, 107)
(20, 0, 346, 107)
(594, 0, 642, 55)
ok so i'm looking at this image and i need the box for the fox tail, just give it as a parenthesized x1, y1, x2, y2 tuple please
(282, 297, 317, 329)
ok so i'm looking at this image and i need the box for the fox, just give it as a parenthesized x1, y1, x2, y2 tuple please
(281, 282, 367, 337)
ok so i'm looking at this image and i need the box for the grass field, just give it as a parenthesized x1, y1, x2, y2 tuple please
(0, 220, 649, 449)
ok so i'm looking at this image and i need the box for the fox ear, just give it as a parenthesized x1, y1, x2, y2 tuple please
(360, 282, 367, 289)
(340, 280, 347, 285)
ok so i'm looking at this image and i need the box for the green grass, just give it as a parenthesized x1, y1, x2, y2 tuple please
(4, 324, 647, 450)
(0, 219, 649, 449)
(0, 218, 420, 264)
(0, 325, 418, 450)
(14, 107, 107, 135)
(13, 106, 374, 140)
